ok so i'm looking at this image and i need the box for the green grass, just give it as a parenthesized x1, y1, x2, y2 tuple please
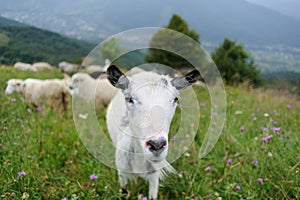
(0, 67, 299, 199)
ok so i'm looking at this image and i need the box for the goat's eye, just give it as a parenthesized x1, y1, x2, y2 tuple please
(125, 97, 134, 104)
(174, 97, 179, 103)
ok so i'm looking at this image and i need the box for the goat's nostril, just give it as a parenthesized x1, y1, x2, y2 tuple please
(146, 139, 167, 152)
(69, 86, 73, 90)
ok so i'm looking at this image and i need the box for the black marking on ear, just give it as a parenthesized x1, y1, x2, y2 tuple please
(171, 69, 200, 90)
(107, 65, 129, 90)
(184, 69, 200, 84)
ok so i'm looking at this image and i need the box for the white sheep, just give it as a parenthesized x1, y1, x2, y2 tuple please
(58, 61, 80, 75)
(86, 65, 104, 74)
(68, 73, 117, 109)
(14, 62, 36, 71)
(5, 78, 70, 112)
(32, 62, 53, 71)
(106, 65, 200, 200)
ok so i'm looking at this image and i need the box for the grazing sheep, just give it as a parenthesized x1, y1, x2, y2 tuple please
(32, 62, 53, 71)
(5, 78, 70, 112)
(86, 65, 104, 74)
(106, 65, 200, 200)
(14, 62, 36, 71)
(58, 61, 81, 75)
(69, 73, 117, 109)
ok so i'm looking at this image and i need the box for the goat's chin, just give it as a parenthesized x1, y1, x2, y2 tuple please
(145, 150, 168, 163)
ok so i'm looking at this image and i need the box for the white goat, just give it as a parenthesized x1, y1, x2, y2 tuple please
(106, 65, 200, 200)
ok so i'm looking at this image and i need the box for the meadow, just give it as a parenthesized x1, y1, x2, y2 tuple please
(0, 67, 299, 200)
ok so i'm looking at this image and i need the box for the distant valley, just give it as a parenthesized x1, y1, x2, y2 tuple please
(0, 0, 300, 47)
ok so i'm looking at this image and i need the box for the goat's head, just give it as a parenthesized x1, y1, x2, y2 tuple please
(107, 65, 200, 162)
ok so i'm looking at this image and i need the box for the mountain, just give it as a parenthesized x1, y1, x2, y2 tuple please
(0, 0, 300, 47)
(0, 17, 94, 65)
(246, 0, 300, 21)
(0, 16, 25, 26)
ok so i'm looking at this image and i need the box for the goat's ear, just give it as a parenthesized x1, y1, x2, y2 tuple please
(171, 69, 200, 90)
(107, 65, 129, 90)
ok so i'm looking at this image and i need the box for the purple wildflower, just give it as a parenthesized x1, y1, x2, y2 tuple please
(226, 159, 232, 164)
(36, 106, 42, 111)
(272, 127, 281, 132)
(253, 117, 257, 120)
(261, 127, 267, 131)
(171, 135, 177, 142)
(142, 197, 148, 200)
(258, 178, 264, 184)
(17, 171, 26, 177)
(10, 98, 16, 102)
(0, 144, 3, 147)
(236, 185, 241, 190)
(89, 174, 98, 180)
(262, 135, 273, 143)
(240, 126, 247, 132)
(62, 198, 67, 200)
(253, 160, 258, 166)
(204, 166, 211, 172)
(286, 104, 291, 109)
(270, 119, 277, 125)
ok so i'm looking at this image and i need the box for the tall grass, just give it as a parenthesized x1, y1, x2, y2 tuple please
(0, 67, 299, 199)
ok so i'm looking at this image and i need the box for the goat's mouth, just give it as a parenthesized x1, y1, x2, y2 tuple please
(147, 153, 167, 163)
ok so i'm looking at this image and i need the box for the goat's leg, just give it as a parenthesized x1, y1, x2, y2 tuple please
(148, 172, 159, 200)
(118, 172, 130, 199)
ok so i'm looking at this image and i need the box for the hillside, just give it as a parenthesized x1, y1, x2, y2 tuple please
(0, 16, 25, 26)
(1, 0, 300, 47)
(246, 0, 300, 21)
(0, 17, 95, 65)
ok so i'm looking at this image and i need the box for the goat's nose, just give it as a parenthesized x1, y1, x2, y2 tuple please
(69, 85, 73, 90)
(146, 138, 167, 152)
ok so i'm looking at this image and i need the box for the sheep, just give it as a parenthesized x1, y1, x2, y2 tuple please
(86, 65, 104, 74)
(5, 78, 70, 113)
(14, 62, 36, 71)
(68, 73, 117, 110)
(32, 62, 53, 71)
(106, 65, 200, 200)
(58, 61, 81, 75)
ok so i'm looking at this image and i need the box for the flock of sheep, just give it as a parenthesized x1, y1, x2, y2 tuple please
(4, 60, 125, 113)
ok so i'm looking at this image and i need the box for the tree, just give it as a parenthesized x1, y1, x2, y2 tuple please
(145, 14, 201, 69)
(100, 37, 124, 61)
(212, 38, 262, 86)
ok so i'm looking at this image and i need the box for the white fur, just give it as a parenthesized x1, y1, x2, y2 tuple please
(69, 73, 117, 109)
(58, 61, 80, 75)
(106, 72, 180, 200)
(86, 65, 103, 73)
(5, 78, 70, 112)
(32, 62, 53, 71)
(13, 62, 36, 71)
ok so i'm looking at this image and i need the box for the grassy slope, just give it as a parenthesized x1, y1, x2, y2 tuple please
(0, 67, 299, 199)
